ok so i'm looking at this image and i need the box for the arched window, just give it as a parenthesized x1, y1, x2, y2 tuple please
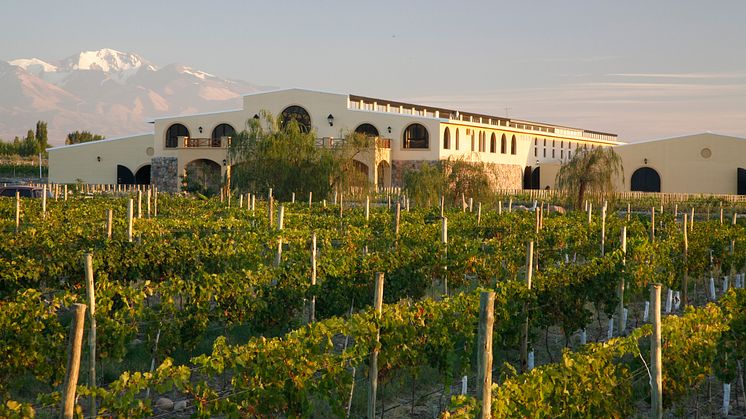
(511, 135, 517, 155)
(117, 164, 135, 185)
(471, 132, 475, 151)
(501, 134, 507, 154)
(280, 105, 311, 132)
(355, 123, 379, 137)
(165, 123, 189, 148)
(490, 133, 497, 153)
(631, 167, 661, 192)
(443, 127, 451, 150)
(211, 123, 235, 147)
(403, 123, 429, 149)
(455, 128, 460, 150)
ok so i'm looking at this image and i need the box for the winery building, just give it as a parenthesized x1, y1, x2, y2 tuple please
(48, 88, 621, 193)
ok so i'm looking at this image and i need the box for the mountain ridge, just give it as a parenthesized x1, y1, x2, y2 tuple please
(1, 48, 267, 145)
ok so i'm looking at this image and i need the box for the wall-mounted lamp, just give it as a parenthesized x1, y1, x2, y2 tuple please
(644, 158, 648, 165)
(253, 114, 260, 120)
(198, 126, 203, 134)
(387, 126, 392, 134)
(97, 156, 101, 162)
(327, 114, 334, 126)
(222, 159, 227, 166)
(535, 160, 539, 166)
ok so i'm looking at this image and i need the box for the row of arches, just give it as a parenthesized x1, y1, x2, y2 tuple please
(165, 123, 237, 148)
(443, 128, 516, 155)
(117, 164, 151, 185)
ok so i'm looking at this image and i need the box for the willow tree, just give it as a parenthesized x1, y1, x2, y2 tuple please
(555, 146, 624, 209)
(228, 111, 375, 200)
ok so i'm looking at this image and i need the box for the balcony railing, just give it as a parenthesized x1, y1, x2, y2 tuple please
(315, 137, 392, 149)
(180, 136, 230, 148)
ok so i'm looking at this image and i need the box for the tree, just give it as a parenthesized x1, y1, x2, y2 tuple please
(228, 112, 374, 201)
(66, 131, 105, 145)
(35, 121, 48, 155)
(403, 157, 494, 207)
(555, 145, 624, 209)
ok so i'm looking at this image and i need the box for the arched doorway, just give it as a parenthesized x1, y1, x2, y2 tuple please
(117, 165, 135, 184)
(531, 167, 540, 189)
(355, 123, 379, 137)
(630, 167, 661, 192)
(738, 168, 746, 195)
(523, 166, 533, 189)
(211, 123, 235, 147)
(184, 159, 222, 195)
(165, 123, 189, 148)
(135, 165, 151, 185)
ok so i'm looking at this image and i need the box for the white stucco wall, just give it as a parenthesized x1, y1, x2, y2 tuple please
(48, 134, 154, 184)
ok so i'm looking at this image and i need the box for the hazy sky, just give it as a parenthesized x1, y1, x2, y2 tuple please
(3, 0, 746, 142)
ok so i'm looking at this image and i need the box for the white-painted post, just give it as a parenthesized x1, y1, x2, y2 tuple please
(477, 202, 482, 226)
(587, 201, 592, 224)
(291, 192, 295, 204)
(42, 184, 47, 219)
(308, 191, 312, 208)
(601, 203, 606, 256)
(365, 195, 370, 221)
(476, 291, 495, 419)
(15, 191, 20, 234)
(277, 205, 284, 231)
(618, 226, 627, 333)
(127, 199, 133, 243)
(367, 273, 384, 419)
(137, 190, 142, 219)
(106, 209, 113, 240)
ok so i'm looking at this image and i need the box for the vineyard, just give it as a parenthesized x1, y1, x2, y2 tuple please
(1, 187, 746, 418)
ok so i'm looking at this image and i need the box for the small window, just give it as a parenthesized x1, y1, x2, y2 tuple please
(552, 149, 556, 158)
(280, 105, 311, 132)
(455, 128, 460, 150)
(543, 148, 546, 158)
(490, 133, 496, 153)
(501, 134, 507, 154)
(403, 123, 429, 149)
(443, 127, 451, 150)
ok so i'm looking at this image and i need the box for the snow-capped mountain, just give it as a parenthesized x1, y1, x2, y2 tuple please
(1, 48, 267, 145)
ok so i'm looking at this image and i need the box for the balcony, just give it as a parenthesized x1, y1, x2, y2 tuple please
(178, 136, 230, 148)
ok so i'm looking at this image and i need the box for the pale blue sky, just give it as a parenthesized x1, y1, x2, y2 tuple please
(3, 0, 746, 141)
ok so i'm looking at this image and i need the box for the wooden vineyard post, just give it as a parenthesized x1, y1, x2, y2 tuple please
(651, 207, 655, 242)
(442, 216, 448, 296)
(15, 191, 20, 234)
(618, 226, 627, 334)
(146, 189, 151, 218)
(365, 195, 370, 222)
(268, 188, 274, 226)
(310, 233, 317, 323)
(239, 194, 243, 209)
(61, 303, 86, 419)
(339, 193, 344, 218)
(469, 197, 473, 212)
(601, 202, 607, 256)
(498, 200, 502, 215)
(508, 197, 513, 213)
(690, 207, 694, 231)
(476, 291, 496, 419)
(651, 284, 663, 419)
(137, 190, 142, 219)
(291, 192, 295, 204)
(394, 202, 401, 237)
(683, 214, 689, 307)
(106, 209, 113, 240)
(308, 191, 312, 208)
(440, 195, 445, 217)
(275, 206, 284, 267)
(42, 184, 47, 219)
(367, 273, 384, 419)
(521, 241, 534, 373)
(587, 201, 592, 224)
(127, 199, 134, 242)
(477, 202, 482, 226)
(153, 187, 158, 217)
(64, 184, 67, 201)
(84, 254, 97, 417)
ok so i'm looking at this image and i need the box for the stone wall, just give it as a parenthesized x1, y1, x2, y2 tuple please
(391, 159, 523, 190)
(151, 157, 179, 192)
